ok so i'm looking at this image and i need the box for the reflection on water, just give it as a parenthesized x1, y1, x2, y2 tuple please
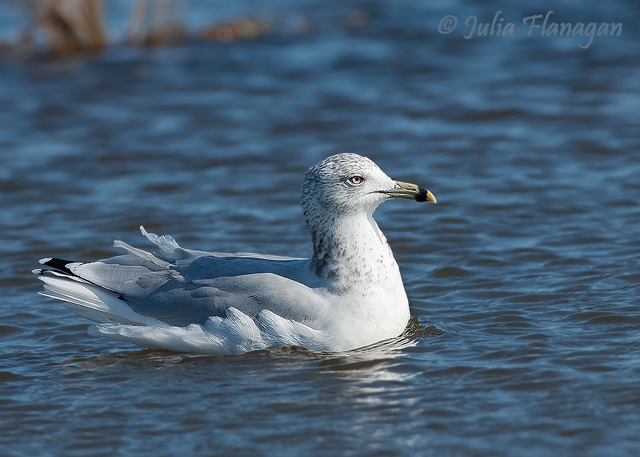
(1, 0, 640, 456)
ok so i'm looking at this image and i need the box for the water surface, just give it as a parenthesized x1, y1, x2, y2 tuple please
(1, 1, 639, 456)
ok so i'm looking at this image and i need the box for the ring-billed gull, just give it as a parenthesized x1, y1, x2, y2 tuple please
(34, 153, 436, 354)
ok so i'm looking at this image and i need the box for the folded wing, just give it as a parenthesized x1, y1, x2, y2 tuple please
(35, 227, 328, 327)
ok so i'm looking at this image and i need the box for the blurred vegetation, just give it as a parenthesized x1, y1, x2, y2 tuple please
(11, 0, 273, 57)
(29, 0, 108, 54)
(0, 0, 370, 59)
(127, 0, 186, 46)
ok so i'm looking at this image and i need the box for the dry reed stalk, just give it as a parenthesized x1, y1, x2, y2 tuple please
(30, 0, 107, 54)
(127, 0, 186, 46)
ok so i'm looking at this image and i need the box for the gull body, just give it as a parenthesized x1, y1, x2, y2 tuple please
(34, 153, 436, 354)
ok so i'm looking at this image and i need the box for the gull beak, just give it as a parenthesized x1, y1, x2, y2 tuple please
(382, 180, 437, 203)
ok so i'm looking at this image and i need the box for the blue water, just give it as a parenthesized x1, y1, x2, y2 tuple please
(1, 0, 639, 455)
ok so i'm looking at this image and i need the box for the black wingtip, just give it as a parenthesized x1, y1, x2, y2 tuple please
(38, 258, 79, 276)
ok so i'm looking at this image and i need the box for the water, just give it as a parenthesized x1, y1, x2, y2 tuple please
(1, 0, 640, 455)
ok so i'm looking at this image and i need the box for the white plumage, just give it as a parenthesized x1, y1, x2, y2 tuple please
(34, 153, 436, 354)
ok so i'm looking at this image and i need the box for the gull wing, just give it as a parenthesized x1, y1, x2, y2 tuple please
(37, 228, 328, 327)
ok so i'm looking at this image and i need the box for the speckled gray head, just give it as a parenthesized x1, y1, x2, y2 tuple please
(302, 153, 435, 217)
(301, 152, 436, 283)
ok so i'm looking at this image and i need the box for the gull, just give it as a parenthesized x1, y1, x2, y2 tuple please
(34, 153, 436, 354)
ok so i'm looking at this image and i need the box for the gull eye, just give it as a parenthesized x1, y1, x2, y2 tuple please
(349, 176, 364, 185)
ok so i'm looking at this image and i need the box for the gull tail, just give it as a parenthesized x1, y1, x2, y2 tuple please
(33, 258, 156, 326)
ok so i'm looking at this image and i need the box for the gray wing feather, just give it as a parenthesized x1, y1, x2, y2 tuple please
(63, 228, 325, 327)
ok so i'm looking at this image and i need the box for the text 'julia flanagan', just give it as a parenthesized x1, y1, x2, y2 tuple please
(438, 11, 621, 49)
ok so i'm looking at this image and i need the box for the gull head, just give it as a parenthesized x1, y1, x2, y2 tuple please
(302, 153, 436, 219)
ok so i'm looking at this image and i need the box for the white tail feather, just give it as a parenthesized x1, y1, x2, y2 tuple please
(37, 275, 164, 327)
